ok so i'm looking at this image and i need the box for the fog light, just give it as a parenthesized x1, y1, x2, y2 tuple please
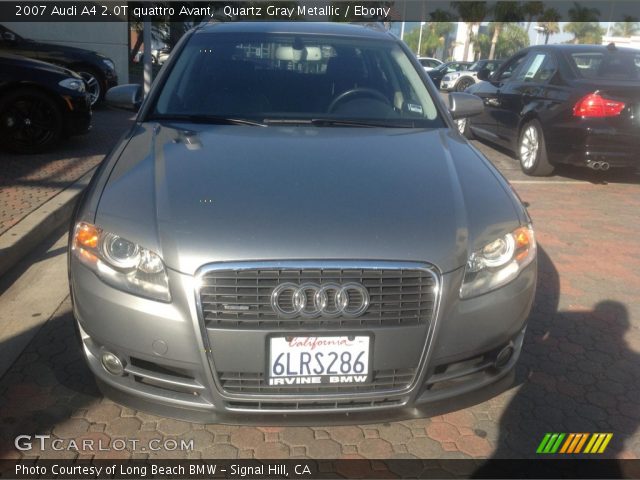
(494, 345, 514, 369)
(101, 352, 125, 376)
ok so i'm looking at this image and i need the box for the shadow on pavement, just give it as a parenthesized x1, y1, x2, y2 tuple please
(473, 138, 640, 185)
(473, 247, 639, 476)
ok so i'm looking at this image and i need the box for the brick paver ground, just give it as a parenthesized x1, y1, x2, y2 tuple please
(0, 138, 639, 460)
(0, 109, 134, 235)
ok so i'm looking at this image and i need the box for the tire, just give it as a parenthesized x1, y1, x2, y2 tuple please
(455, 77, 474, 92)
(456, 117, 475, 140)
(518, 119, 554, 176)
(78, 68, 103, 106)
(0, 88, 63, 154)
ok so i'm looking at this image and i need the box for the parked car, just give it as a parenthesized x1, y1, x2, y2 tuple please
(69, 22, 536, 422)
(440, 59, 503, 92)
(0, 53, 91, 153)
(134, 38, 171, 65)
(464, 44, 640, 176)
(428, 61, 473, 88)
(0, 24, 118, 106)
(418, 56, 443, 71)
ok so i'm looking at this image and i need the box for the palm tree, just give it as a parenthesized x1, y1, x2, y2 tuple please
(452, 1, 490, 61)
(522, 1, 545, 33)
(611, 16, 640, 37)
(564, 2, 604, 44)
(537, 7, 561, 44)
(489, 2, 524, 60)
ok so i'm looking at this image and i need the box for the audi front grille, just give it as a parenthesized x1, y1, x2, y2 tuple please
(218, 368, 416, 394)
(197, 265, 438, 329)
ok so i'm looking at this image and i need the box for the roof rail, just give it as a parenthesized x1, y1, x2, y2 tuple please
(350, 22, 389, 33)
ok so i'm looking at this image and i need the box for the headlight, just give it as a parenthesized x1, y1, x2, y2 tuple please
(72, 222, 170, 302)
(102, 58, 115, 70)
(460, 225, 536, 299)
(58, 78, 85, 92)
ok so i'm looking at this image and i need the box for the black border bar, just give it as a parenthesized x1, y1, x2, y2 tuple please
(2, 459, 640, 479)
(1, 1, 640, 23)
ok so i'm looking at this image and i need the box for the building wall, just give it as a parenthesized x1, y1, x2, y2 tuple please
(452, 23, 479, 62)
(4, 22, 129, 83)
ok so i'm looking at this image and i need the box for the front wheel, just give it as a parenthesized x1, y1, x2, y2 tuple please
(0, 88, 63, 153)
(78, 69, 103, 107)
(518, 120, 554, 176)
(455, 77, 474, 92)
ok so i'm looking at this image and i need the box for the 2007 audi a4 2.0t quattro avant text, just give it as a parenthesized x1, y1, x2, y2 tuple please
(69, 22, 537, 423)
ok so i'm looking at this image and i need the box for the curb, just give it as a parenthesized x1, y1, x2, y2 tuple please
(0, 167, 96, 278)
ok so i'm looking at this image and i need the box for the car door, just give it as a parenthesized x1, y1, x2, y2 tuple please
(495, 51, 559, 147)
(468, 55, 527, 141)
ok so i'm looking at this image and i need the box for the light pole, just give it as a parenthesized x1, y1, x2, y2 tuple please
(417, 21, 425, 56)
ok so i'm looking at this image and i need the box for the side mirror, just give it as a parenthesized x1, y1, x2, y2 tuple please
(476, 68, 492, 81)
(448, 92, 484, 120)
(106, 84, 142, 111)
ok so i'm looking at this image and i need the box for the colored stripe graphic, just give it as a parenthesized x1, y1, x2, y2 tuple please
(538, 433, 613, 454)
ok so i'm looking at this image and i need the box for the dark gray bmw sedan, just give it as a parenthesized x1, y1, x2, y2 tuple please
(69, 22, 536, 423)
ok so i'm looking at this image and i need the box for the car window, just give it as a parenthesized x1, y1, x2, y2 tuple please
(570, 51, 640, 80)
(495, 54, 527, 82)
(512, 52, 557, 83)
(153, 33, 442, 126)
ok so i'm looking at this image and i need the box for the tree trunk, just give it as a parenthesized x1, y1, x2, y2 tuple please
(462, 23, 472, 62)
(489, 24, 501, 60)
(544, 32, 550, 44)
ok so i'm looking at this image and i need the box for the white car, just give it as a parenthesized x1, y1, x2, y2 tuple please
(440, 59, 503, 92)
(418, 57, 443, 71)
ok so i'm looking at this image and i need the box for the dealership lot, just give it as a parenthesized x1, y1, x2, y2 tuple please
(0, 110, 638, 460)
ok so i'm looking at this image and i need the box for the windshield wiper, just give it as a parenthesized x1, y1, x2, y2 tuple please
(264, 118, 416, 128)
(149, 114, 267, 127)
(311, 118, 417, 128)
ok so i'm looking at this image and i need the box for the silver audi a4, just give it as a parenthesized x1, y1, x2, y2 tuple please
(69, 22, 536, 423)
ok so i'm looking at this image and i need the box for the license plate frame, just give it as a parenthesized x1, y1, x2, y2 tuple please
(266, 333, 374, 386)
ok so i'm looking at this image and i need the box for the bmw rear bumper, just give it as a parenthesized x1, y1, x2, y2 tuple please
(70, 257, 536, 423)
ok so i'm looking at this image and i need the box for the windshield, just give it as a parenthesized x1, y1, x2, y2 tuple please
(570, 51, 640, 81)
(152, 32, 442, 127)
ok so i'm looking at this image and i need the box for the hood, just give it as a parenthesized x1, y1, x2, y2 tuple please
(95, 124, 521, 275)
(0, 53, 80, 78)
(29, 40, 103, 59)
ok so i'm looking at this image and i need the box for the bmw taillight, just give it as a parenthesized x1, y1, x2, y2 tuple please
(573, 93, 626, 118)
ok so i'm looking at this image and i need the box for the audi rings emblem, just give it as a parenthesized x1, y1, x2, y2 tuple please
(271, 282, 370, 318)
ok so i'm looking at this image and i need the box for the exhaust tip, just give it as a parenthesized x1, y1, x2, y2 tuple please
(592, 161, 602, 170)
(600, 162, 610, 171)
(494, 345, 514, 369)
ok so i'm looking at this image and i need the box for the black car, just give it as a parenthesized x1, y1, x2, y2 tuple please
(427, 61, 472, 88)
(0, 53, 91, 153)
(0, 24, 117, 106)
(464, 44, 640, 176)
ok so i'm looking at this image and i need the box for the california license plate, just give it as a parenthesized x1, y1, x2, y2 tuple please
(268, 335, 371, 385)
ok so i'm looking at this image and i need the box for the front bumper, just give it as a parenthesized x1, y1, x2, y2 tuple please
(70, 258, 536, 423)
(62, 94, 92, 135)
(440, 80, 455, 92)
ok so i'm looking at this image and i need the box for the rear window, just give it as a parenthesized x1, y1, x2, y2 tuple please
(570, 51, 640, 80)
